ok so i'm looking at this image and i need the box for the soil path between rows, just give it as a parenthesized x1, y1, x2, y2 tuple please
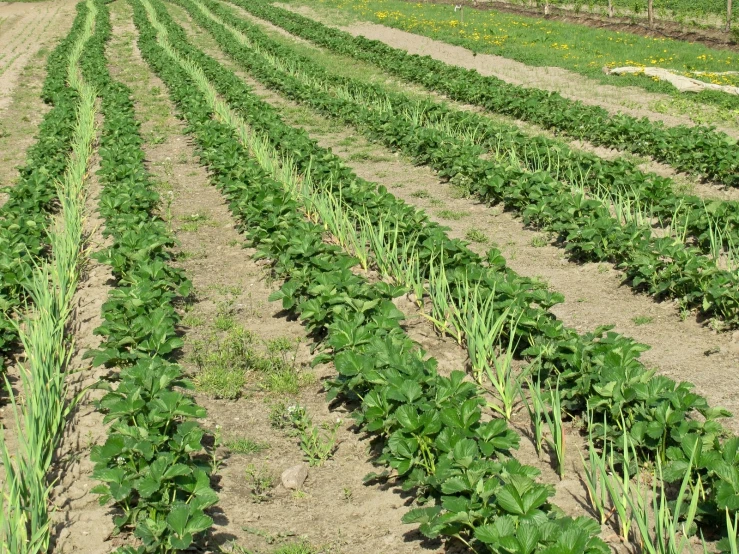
(277, 3, 739, 137)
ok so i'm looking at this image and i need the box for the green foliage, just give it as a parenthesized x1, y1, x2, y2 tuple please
(191, 326, 306, 398)
(130, 0, 739, 548)
(272, 542, 318, 554)
(269, 401, 295, 430)
(288, 405, 341, 466)
(78, 1, 216, 551)
(465, 228, 489, 244)
(436, 209, 468, 220)
(225, 437, 269, 455)
(212, 0, 739, 325)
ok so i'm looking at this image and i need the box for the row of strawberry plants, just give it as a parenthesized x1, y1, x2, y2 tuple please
(0, 2, 89, 367)
(173, 0, 739, 328)
(151, 0, 739, 539)
(77, 1, 217, 552)
(132, 3, 610, 551)
(226, 0, 739, 189)
(192, 0, 739, 258)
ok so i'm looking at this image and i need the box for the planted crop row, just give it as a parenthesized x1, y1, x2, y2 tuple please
(131, 2, 610, 551)
(0, 0, 98, 548)
(78, 1, 217, 551)
(0, 1, 89, 366)
(150, 0, 739, 541)
(176, 0, 739, 328)
(228, 0, 739, 189)
(202, 0, 739, 259)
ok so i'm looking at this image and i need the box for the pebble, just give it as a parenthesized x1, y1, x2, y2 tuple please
(281, 463, 309, 490)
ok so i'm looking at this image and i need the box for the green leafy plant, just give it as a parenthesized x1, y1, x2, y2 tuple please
(531, 377, 567, 479)
(245, 464, 275, 503)
(225, 437, 269, 455)
(464, 228, 488, 244)
(288, 405, 341, 467)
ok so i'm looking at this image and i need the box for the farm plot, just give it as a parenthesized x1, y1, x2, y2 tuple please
(1, 0, 739, 554)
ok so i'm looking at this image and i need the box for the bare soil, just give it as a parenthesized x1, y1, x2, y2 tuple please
(0, 0, 78, 111)
(278, 3, 739, 137)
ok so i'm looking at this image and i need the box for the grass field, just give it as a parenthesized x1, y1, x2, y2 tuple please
(508, 0, 739, 21)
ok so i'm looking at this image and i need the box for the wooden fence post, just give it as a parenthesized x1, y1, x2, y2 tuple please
(727, 0, 733, 32)
(648, 0, 654, 27)
(608, 0, 614, 17)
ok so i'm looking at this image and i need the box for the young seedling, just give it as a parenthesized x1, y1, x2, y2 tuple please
(464, 282, 519, 419)
(723, 508, 739, 554)
(464, 228, 488, 244)
(531, 376, 566, 479)
(423, 254, 464, 344)
(579, 410, 609, 525)
(288, 405, 341, 467)
(245, 464, 275, 503)
(225, 436, 269, 455)
(518, 376, 544, 457)
(599, 434, 705, 554)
